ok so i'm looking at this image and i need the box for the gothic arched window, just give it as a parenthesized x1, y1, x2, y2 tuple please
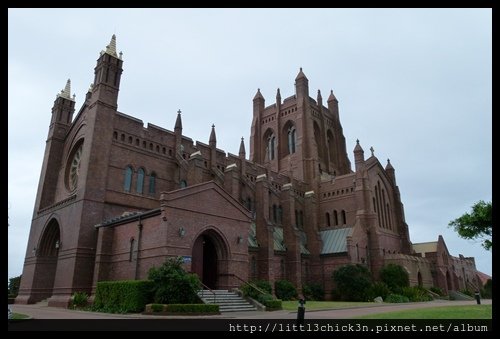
(136, 168, 145, 194)
(124, 166, 133, 192)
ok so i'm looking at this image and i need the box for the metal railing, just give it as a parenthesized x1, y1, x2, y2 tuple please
(221, 273, 268, 297)
(198, 281, 216, 304)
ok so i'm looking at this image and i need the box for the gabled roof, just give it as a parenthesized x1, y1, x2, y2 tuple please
(320, 227, 353, 254)
(161, 181, 252, 221)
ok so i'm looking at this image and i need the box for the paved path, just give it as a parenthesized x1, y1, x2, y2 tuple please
(11, 299, 491, 319)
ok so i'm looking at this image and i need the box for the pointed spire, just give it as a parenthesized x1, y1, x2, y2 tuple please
(209, 124, 217, 146)
(317, 89, 322, 105)
(57, 79, 75, 101)
(295, 67, 308, 81)
(239, 137, 246, 158)
(253, 88, 264, 100)
(385, 159, 394, 171)
(174, 109, 183, 131)
(354, 139, 363, 153)
(276, 88, 281, 101)
(104, 34, 118, 58)
(328, 89, 338, 103)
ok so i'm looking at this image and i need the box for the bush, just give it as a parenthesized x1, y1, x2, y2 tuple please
(365, 282, 391, 301)
(303, 283, 324, 301)
(330, 289, 341, 301)
(401, 286, 433, 302)
(385, 294, 410, 303)
(93, 280, 154, 313)
(71, 292, 89, 309)
(275, 280, 298, 301)
(257, 293, 274, 305)
(460, 289, 474, 297)
(481, 279, 492, 298)
(148, 257, 201, 304)
(241, 280, 272, 299)
(429, 286, 444, 296)
(332, 264, 372, 301)
(167, 304, 219, 313)
(379, 264, 409, 293)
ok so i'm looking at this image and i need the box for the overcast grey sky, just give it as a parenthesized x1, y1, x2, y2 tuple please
(8, 8, 491, 279)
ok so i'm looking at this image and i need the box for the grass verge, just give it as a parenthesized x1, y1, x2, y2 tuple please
(282, 301, 379, 311)
(357, 305, 492, 319)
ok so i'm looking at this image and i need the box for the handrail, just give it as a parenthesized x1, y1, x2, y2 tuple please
(222, 273, 268, 297)
(189, 272, 216, 304)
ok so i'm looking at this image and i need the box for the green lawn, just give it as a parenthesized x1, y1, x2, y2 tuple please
(282, 301, 379, 311)
(357, 305, 492, 319)
(11, 313, 30, 320)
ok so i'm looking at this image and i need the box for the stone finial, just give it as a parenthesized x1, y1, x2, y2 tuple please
(239, 137, 246, 157)
(104, 34, 118, 58)
(386, 158, 394, 170)
(295, 67, 308, 81)
(174, 109, 182, 130)
(57, 79, 75, 101)
(370, 147, 375, 157)
(328, 89, 338, 102)
(209, 124, 216, 145)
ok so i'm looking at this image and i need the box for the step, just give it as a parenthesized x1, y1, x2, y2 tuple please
(197, 289, 257, 312)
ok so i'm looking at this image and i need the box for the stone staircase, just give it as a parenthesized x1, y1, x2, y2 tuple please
(197, 290, 257, 312)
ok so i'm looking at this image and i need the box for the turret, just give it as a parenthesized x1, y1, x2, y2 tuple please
(353, 139, 365, 172)
(327, 90, 339, 120)
(385, 159, 396, 185)
(51, 79, 75, 126)
(174, 109, 183, 152)
(295, 67, 309, 99)
(209, 124, 217, 168)
(91, 34, 123, 108)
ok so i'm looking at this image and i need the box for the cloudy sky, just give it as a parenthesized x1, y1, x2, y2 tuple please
(8, 9, 491, 278)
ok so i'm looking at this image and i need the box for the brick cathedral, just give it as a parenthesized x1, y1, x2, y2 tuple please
(17, 36, 483, 307)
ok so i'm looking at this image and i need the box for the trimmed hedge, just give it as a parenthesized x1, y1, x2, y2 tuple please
(167, 304, 219, 313)
(151, 304, 164, 312)
(93, 280, 154, 313)
(263, 299, 282, 311)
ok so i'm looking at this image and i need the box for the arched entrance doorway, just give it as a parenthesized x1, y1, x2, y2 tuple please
(192, 229, 228, 289)
(33, 219, 61, 301)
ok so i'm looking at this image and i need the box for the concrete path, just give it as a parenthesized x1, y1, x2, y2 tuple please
(11, 299, 491, 319)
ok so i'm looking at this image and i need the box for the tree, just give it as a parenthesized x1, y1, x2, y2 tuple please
(448, 200, 492, 250)
(332, 264, 372, 301)
(379, 264, 409, 293)
(8, 275, 21, 297)
(148, 257, 201, 304)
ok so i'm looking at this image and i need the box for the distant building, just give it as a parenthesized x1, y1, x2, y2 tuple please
(16, 36, 483, 307)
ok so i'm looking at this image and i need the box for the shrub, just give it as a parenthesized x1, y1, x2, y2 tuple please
(151, 304, 164, 312)
(402, 286, 433, 302)
(148, 257, 201, 304)
(257, 293, 274, 305)
(332, 264, 372, 301)
(71, 292, 89, 309)
(330, 289, 341, 301)
(241, 280, 272, 299)
(385, 294, 410, 303)
(167, 304, 219, 313)
(275, 280, 298, 301)
(429, 286, 444, 296)
(303, 283, 324, 301)
(481, 279, 492, 298)
(379, 264, 409, 293)
(365, 282, 391, 301)
(460, 289, 473, 297)
(93, 280, 154, 313)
